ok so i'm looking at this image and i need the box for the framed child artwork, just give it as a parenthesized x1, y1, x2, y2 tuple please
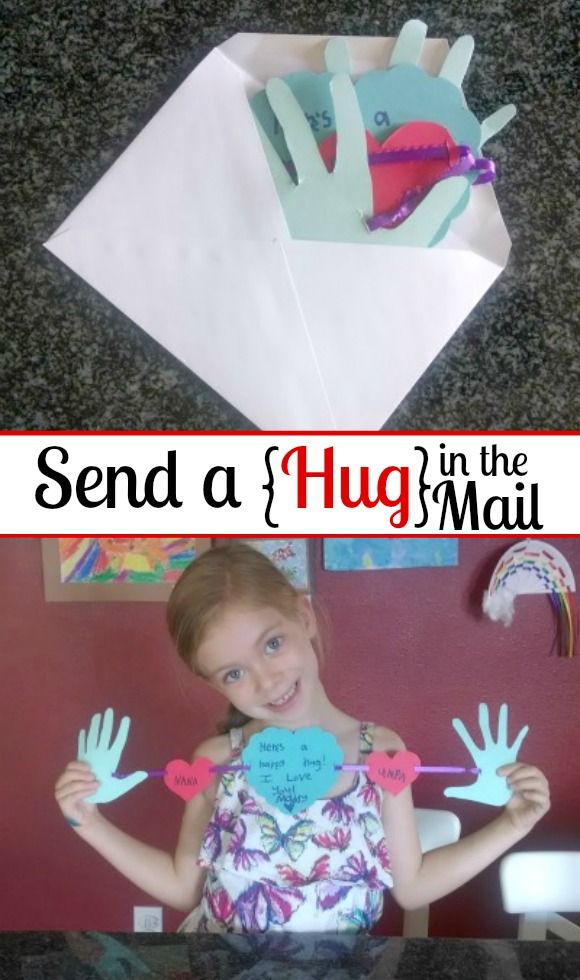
(323, 538, 458, 571)
(215, 538, 311, 592)
(41, 537, 211, 602)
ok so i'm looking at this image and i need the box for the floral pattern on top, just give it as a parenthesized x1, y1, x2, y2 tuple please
(192, 723, 393, 934)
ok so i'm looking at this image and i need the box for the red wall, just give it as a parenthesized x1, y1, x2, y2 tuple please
(1, 538, 578, 936)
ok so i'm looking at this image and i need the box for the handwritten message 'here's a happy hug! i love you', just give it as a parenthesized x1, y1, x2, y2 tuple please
(242, 727, 345, 815)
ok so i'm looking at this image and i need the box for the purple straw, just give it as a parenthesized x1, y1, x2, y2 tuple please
(115, 763, 480, 777)
(368, 143, 473, 166)
(366, 145, 496, 232)
(212, 764, 250, 773)
(341, 764, 480, 774)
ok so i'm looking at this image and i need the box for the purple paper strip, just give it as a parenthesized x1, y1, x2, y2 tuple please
(212, 764, 250, 772)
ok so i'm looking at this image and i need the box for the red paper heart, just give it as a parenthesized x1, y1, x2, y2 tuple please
(319, 121, 459, 215)
(367, 750, 421, 796)
(163, 757, 214, 802)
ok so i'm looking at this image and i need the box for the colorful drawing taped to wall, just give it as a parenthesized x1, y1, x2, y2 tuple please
(483, 539, 578, 657)
(242, 539, 310, 590)
(42, 538, 211, 602)
(58, 538, 200, 585)
(323, 538, 458, 571)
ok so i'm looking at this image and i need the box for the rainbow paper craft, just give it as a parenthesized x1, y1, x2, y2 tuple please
(44, 24, 513, 430)
(483, 540, 578, 657)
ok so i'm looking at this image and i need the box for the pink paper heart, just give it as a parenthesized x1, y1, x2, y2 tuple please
(367, 750, 421, 796)
(163, 757, 214, 802)
(319, 121, 459, 216)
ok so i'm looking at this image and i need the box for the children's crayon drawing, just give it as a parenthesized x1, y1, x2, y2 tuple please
(323, 538, 458, 571)
(58, 538, 201, 585)
(242, 539, 310, 590)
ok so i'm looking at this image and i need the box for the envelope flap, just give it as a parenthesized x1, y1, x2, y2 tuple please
(281, 239, 505, 428)
(45, 47, 288, 246)
(43, 30, 512, 430)
(218, 32, 450, 84)
(439, 184, 511, 265)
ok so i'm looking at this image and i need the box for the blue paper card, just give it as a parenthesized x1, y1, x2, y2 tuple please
(242, 726, 344, 815)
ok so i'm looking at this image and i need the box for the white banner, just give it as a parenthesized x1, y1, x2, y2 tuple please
(1, 432, 578, 535)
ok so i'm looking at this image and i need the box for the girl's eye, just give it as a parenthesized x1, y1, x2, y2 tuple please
(223, 668, 243, 684)
(265, 636, 282, 654)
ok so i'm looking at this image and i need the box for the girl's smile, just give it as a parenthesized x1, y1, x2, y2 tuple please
(195, 602, 319, 726)
(266, 679, 300, 712)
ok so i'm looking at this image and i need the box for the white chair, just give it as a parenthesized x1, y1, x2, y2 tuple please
(402, 807, 461, 937)
(499, 851, 580, 940)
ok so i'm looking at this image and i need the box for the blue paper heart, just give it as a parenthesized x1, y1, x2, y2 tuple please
(250, 66, 476, 243)
(250, 61, 483, 169)
(355, 64, 482, 151)
(242, 726, 344, 815)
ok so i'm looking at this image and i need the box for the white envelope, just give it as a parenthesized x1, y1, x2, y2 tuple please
(44, 33, 511, 429)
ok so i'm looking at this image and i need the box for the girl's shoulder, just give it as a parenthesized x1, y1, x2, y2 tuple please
(191, 723, 407, 764)
(370, 724, 407, 753)
(191, 732, 233, 766)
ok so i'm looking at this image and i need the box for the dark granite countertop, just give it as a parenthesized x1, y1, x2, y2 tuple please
(3, 932, 580, 980)
(3, 0, 579, 430)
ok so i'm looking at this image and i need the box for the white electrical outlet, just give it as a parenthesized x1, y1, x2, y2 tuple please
(133, 905, 163, 932)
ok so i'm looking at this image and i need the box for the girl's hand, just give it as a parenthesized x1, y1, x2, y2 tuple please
(498, 762, 550, 833)
(77, 709, 148, 804)
(54, 760, 101, 829)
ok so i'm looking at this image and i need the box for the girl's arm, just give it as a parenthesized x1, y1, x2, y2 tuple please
(54, 734, 231, 911)
(375, 728, 550, 911)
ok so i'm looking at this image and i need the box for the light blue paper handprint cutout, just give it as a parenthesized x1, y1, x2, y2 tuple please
(355, 20, 515, 151)
(78, 708, 148, 803)
(251, 38, 353, 167)
(444, 703, 529, 807)
(251, 64, 336, 164)
(252, 21, 515, 161)
(255, 72, 469, 247)
(251, 21, 516, 246)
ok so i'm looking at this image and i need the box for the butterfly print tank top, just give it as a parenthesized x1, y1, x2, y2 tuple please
(193, 722, 393, 933)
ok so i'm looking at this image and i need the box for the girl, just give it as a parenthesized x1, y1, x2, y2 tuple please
(55, 542, 550, 933)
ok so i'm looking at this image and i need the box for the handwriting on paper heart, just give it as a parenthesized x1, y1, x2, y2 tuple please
(319, 121, 460, 216)
(367, 750, 421, 796)
(163, 757, 214, 802)
(242, 727, 344, 816)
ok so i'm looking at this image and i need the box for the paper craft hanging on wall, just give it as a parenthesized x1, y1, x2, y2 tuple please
(483, 540, 578, 657)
